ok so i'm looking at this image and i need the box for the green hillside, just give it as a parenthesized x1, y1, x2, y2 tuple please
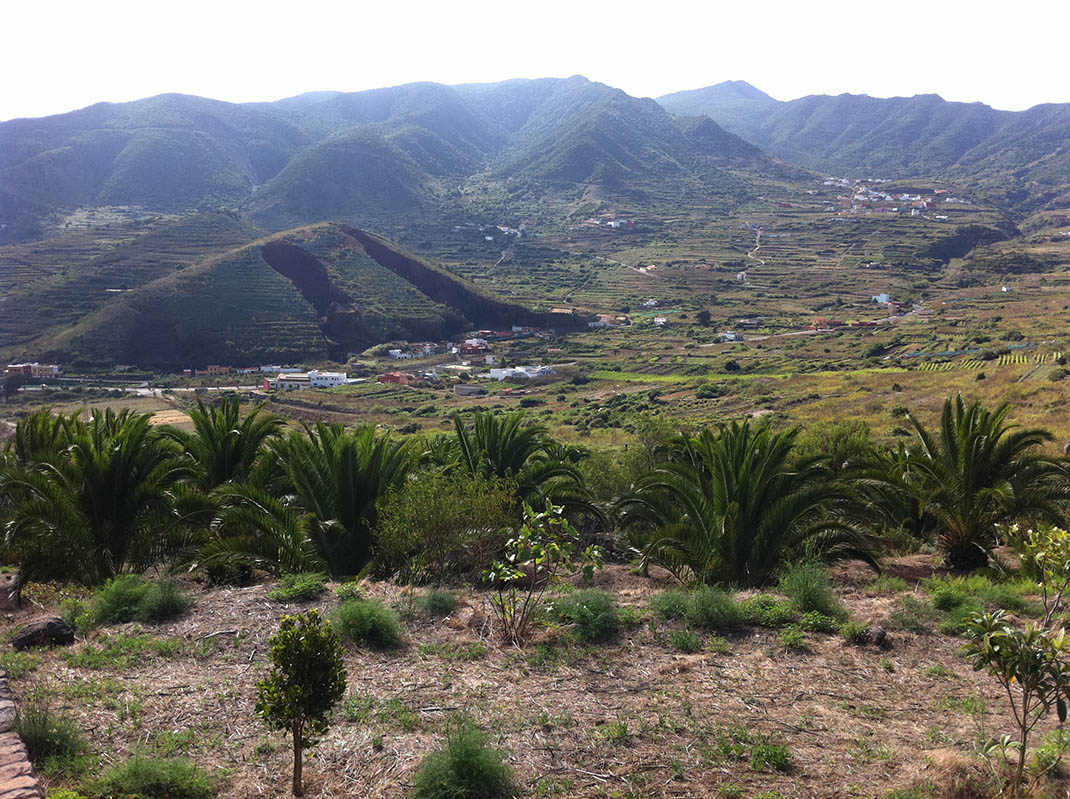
(0, 77, 769, 241)
(25, 223, 573, 368)
(0, 211, 265, 348)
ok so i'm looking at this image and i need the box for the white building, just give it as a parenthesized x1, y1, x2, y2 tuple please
(308, 370, 347, 388)
(489, 365, 555, 381)
(719, 331, 744, 342)
(872, 293, 891, 304)
(653, 316, 669, 327)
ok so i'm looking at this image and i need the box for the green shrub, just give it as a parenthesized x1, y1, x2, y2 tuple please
(335, 599, 402, 648)
(547, 590, 618, 641)
(412, 717, 515, 799)
(739, 594, 795, 627)
(335, 581, 363, 602)
(924, 575, 1039, 616)
(937, 603, 984, 635)
(46, 790, 89, 799)
(778, 625, 808, 652)
(670, 629, 703, 653)
(89, 756, 214, 798)
(137, 582, 191, 623)
(750, 742, 792, 772)
(778, 562, 845, 619)
(650, 590, 690, 621)
(59, 598, 94, 633)
(840, 620, 871, 645)
(886, 596, 940, 634)
(267, 573, 327, 602)
(799, 611, 840, 634)
(685, 586, 743, 630)
(420, 589, 460, 617)
(0, 651, 39, 679)
(1032, 727, 1070, 776)
(94, 575, 152, 624)
(15, 701, 87, 771)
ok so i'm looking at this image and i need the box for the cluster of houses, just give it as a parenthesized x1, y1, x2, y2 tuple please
(451, 222, 525, 242)
(386, 327, 544, 362)
(4, 362, 61, 379)
(826, 179, 970, 217)
(581, 216, 635, 230)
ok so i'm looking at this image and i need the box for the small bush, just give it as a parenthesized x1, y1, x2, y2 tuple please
(547, 590, 618, 641)
(94, 575, 151, 624)
(778, 625, 807, 652)
(267, 572, 327, 602)
(840, 620, 871, 645)
(137, 582, 191, 623)
(924, 575, 1039, 616)
(670, 629, 703, 653)
(750, 742, 792, 772)
(686, 586, 743, 630)
(335, 581, 363, 602)
(419, 589, 460, 617)
(45, 790, 89, 799)
(799, 611, 840, 634)
(0, 651, 39, 678)
(739, 594, 795, 627)
(411, 717, 515, 799)
(59, 598, 94, 633)
(650, 590, 689, 620)
(335, 599, 402, 648)
(886, 596, 940, 634)
(1032, 727, 1070, 776)
(778, 562, 845, 619)
(89, 756, 214, 799)
(16, 701, 87, 770)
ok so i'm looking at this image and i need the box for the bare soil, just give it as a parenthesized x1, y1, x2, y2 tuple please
(10, 559, 1060, 798)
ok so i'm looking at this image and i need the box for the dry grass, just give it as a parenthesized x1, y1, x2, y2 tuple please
(8, 560, 1068, 798)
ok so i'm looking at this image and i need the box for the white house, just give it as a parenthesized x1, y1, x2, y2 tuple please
(719, 331, 744, 342)
(653, 316, 668, 327)
(872, 293, 891, 304)
(308, 370, 347, 388)
(489, 365, 555, 381)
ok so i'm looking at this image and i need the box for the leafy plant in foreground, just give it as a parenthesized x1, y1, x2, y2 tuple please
(963, 610, 1070, 794)
(256, 610, 346, 797)
(484, 503, 603, 646)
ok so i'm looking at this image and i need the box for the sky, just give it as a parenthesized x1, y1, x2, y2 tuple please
(4, 0, 1068, 121)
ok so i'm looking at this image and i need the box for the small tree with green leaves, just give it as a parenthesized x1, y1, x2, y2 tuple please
(255, 610, 346, 797)
(1004, 522, 1070, 626)
(484, 503, 602, 647)
(963, 611, 1070, 795)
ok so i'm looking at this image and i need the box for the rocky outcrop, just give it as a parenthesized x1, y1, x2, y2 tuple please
(0, 671, 44, 798)
(11, 617, 75, 651)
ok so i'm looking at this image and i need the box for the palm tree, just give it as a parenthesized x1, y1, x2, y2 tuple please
(2, 410, 190, 587)
(434, 411, 594, 514)
(194, 423, 413, 577)
(164, 397, 284, 491)
(896, 396, 1066, 571)
(618, 420, 876, 586)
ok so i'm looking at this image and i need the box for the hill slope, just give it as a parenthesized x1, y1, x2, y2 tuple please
(30, 223, 577, 368)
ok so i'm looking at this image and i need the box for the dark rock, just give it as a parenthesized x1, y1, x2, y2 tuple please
(11, 617, 74, 650)
(871, 626, 891, 649)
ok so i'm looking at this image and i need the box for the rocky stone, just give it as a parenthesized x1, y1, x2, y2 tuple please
(11, 617, 74, 651)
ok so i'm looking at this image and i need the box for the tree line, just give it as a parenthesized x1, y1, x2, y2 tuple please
(0, 394, 1066, 595)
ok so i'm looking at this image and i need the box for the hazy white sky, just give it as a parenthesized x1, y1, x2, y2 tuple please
(4, 0, 1067, 120)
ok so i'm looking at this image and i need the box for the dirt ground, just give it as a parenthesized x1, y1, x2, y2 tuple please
(10, 559, 1059, 798)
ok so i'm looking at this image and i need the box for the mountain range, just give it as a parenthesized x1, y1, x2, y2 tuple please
(1, 75, 1068, 367)
(0, 76, 781, 243)
(657, 81, 1070, 212)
